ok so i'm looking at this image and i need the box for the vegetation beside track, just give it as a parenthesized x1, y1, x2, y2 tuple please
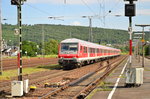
(86, 81, 112, 99)
(0, 64, 60, 80)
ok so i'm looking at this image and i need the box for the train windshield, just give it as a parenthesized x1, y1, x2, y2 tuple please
(61, 43, 78, 54)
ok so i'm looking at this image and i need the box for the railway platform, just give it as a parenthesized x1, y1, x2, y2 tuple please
(89, 55, 150, 99)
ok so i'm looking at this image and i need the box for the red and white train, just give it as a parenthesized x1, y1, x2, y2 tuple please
(58, 38, 121, 69)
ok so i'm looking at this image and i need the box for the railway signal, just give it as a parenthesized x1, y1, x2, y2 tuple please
(11, 0, 20, 5)
(0, 0, 2, 75)
(125, 4, 135, 17)
(11, 0, 26, 81)
(123, 0, 143, 88)
(124, 0, 137, 68)
(11, 0, 26, 5)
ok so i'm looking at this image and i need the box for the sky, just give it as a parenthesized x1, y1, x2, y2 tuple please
(1, 0, 150, 31)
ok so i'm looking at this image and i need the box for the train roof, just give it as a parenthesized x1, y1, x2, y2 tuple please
(61, 38, 120, 51)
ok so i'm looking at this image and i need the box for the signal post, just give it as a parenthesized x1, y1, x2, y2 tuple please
(11, 0, 26, 81)
(11, 0, 29, 97)
(123, 0, 144, 87)
(124, 0, 137, 68)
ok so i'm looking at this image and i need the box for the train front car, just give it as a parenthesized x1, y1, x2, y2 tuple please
(58, 39, 79, 69)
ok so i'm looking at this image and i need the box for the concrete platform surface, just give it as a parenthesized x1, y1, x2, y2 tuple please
(89, 56, 150, 99)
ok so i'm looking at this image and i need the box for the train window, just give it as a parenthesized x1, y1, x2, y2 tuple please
(90, 48, 92, 53)
(61, 44, 69, 51)
(97, 49, 99, 53)
(100, 49, 102, 54)
(84, 47, 87, 53)
(91, 48, 93, 53)
(86, 47, 88, 53)
(93, 48, 95, 53)
(105, 50, 106, 53)
(80, 46, 82, 51)
(61, 43, 78, 54)
(100, 49, 101, 53)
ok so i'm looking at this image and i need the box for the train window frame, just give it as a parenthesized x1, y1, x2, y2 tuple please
(60, 43, 78, 54)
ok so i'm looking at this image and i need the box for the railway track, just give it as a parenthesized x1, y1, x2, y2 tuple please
(0, 55, 126, 98)
(2, 57, 58, 70)
(0, 70, 69, 97)
(39, 55, 127, 99)
(22, 55, 126, 98)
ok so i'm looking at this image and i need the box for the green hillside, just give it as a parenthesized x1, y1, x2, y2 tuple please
(2, 24, 128, 46)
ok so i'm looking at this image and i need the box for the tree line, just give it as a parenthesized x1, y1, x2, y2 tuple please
(2, 24, 137, 56)
(22, 39, 58, 57)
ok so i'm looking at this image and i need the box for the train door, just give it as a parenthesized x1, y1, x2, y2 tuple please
(80, 45, 83, 58)
(87, 47, 89, 57)
(83, 46, 88, 58)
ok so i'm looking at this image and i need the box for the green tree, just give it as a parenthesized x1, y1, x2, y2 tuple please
(44, 39, 58, 55)
(22, 41, 38, 57)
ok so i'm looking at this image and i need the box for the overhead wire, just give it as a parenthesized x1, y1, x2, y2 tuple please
(80, 0, 97, 15)
(25, 3, 53, 16)
(104, 0, 122, 17)
(96, 0, 105, 25)
(21, 1, 122, 27)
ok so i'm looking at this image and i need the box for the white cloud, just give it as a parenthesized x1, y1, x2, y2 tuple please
(71, 21, 81, 26)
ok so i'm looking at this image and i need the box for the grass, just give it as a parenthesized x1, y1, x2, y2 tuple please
(144, 67, 150, 71)
(119, 74, 126, 78)
(37, 64, 62, 70)
(86, 81, 112, 99)
(121, 52, 128, 55)
(0, 64, 61, 80)
(37, 55, 58, 58)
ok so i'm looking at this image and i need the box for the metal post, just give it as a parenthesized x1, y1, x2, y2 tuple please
(128, 0, 133, 69)
(89, 17, 92, 42)
(42, 25, 44, 59)
(0, 0, 2, 75)
(135, 25, 150, 67)
(138, 39, 140, 62)
(129, 16, 132, 68)
(142, 27, 144, 67)
(18, 0, 22, 81)
(82, 16, 93, 42)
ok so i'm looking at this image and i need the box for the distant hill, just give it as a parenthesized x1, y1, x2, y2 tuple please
(2, 24, 129, 46)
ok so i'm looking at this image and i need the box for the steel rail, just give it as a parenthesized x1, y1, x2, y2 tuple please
(39, 55, 127, 99)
